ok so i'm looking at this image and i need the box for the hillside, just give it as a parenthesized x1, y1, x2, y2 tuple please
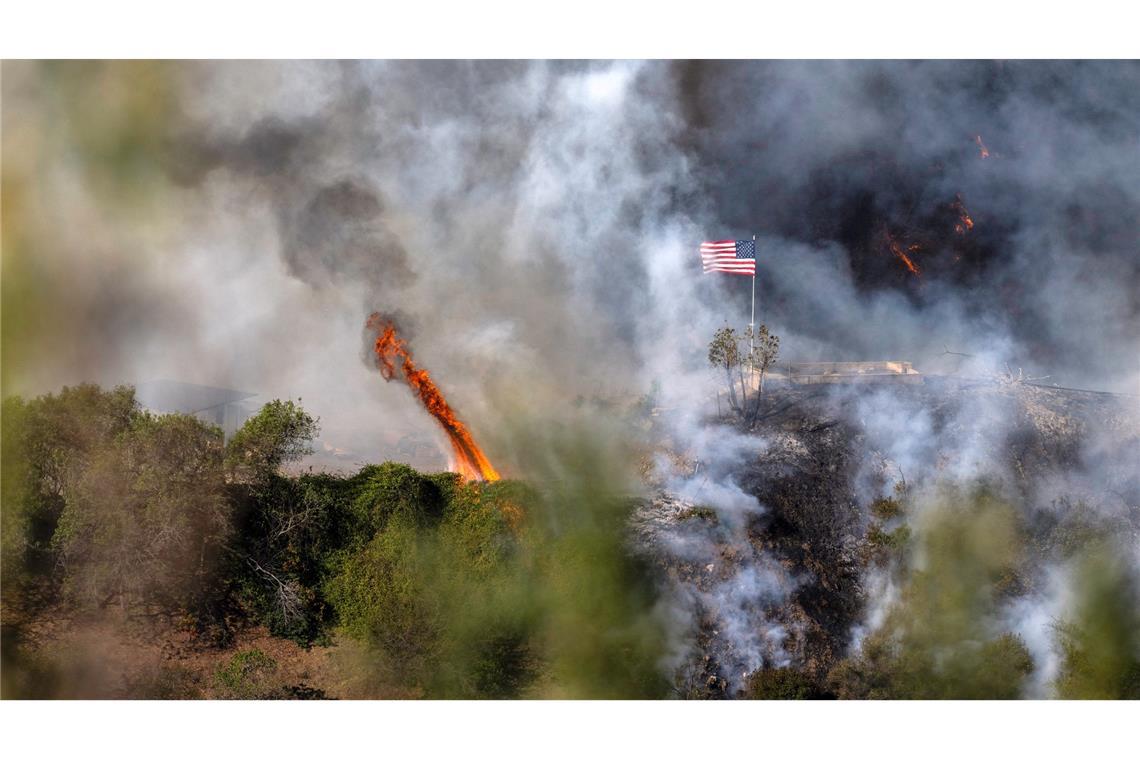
(634, 378, 1140, 697)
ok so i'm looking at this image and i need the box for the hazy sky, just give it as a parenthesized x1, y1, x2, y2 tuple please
(4, 60, 1138, 465)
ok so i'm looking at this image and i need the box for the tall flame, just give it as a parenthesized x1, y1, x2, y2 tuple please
(366, 313, 500, 482)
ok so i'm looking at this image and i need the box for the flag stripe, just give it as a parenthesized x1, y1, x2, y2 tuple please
(698, 238, 756, 275)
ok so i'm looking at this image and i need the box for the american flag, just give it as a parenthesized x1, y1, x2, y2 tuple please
(699, 239, 756, 276)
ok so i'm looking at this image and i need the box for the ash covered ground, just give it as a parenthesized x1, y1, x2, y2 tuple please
(632, 377, 1140, 698)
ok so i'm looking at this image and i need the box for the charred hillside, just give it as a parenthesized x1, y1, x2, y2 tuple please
(635, 378, 1140, 697)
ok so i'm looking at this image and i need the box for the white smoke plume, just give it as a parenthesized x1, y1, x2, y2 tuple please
(5, 60, 1138, 692)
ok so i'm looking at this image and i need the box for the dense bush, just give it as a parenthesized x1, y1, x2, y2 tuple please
(1053, 545, 1140, 699)
(321, 469, 538, 697)
(2, 385, 232, 631)
(1, 385, 137, 590)
(228, 471, 359, 644)
(224, 399, 319, 484)
(53, 411, 231, 615)
(0, 385, 667, 699)
(214, 648, 280, 699)
(831, 486, 1035, 699)
(746, 667, 824, 699)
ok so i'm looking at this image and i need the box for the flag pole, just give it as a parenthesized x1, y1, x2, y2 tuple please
(749, 234, 757, 379)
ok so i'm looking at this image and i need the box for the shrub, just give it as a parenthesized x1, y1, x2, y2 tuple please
(1053, 546, 1140, 699)
(215, 648, 279, 699)
(323, 520, 438, 684)
(350, 462, 450, 532)
(321, 474, 530, 695)
(746, 667, 822, 699)
(830, 485, 1035, 699)
(225, 399, 318, 484)
(867, 523, 910, 550)
(50, 411, 231, 617)
(1, 385, 138, 589)
(869, 496, 904, 521)
(229, 470, 361, 645)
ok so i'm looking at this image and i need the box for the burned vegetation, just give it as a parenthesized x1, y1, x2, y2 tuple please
(634, 378, 1140, 699)
(3, 365, 1138, 701)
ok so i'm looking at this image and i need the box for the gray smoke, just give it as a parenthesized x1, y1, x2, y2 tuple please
(5, 60, 1139, 692)
(8, 61, 1138, 411)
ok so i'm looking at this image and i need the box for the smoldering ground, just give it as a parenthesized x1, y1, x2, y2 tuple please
(3, 60, 1139, 696)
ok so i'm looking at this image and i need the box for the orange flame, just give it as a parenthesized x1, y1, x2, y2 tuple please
(952, 195, 975, 235)
(974, 134, 991, 159)
(366, 313, 500, 482)
(885, 230, 922, 278)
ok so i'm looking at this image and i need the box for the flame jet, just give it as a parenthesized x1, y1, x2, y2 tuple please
(366, 312, 500, 482)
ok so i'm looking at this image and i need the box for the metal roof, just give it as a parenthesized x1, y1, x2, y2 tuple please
(134, 379, 257, 415)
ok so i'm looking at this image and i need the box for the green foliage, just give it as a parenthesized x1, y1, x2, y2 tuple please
(867, 523, 911, 551)
(3, 384, 671, 699)
(744, 323, 780, 394)
(1, 384, 137, 588)
(831, 486, 1035, 699)
(51, 410, 231, 616)
(1, 397, 37, 584)
(1, 385, 232, 628)
(321, 474, 538, 697)
(1032, 498, 1129, 562)
(708, 325, 742, 372)
(228, 469, 363, 644)
(320, 419, 670, 699)
(350, 462, 452, 532)
(225, 399, 319, 483)
(215, 648, 279, 699)
(1053, 545, 1140, 699)
(870, 496, 904, 521)
(864, 493, 909, 564)
(506, 420, 670, 699)
(324, 520, 436, 668)
(831, 630, 1033, 700)
(746, 667, 822, 699)
(708, 325, 744, 414)
(708, 323, 781, 417)
(466, 632, 536, 699)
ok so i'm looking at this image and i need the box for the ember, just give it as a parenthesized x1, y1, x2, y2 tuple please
(952, 195, 975, 235)
(974, 134, 991, 159)
(366, 313, 500, 482)
(884, 229, 922, 278)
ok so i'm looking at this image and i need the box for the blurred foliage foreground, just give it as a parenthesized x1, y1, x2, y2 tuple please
(3, 384, 1138, 699)
(1, 384, 667, 699)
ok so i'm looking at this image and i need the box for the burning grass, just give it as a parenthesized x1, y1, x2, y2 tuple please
(883, 228, 923, 278)
(952, 194, 975, 235)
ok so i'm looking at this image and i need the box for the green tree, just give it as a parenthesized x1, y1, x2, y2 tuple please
(1, 384, 137, 592)
(225, 399, 319, 484)
(745, 323, 780, 395)
(708, 325, 746, 415)
(50, 411, 232, 619)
